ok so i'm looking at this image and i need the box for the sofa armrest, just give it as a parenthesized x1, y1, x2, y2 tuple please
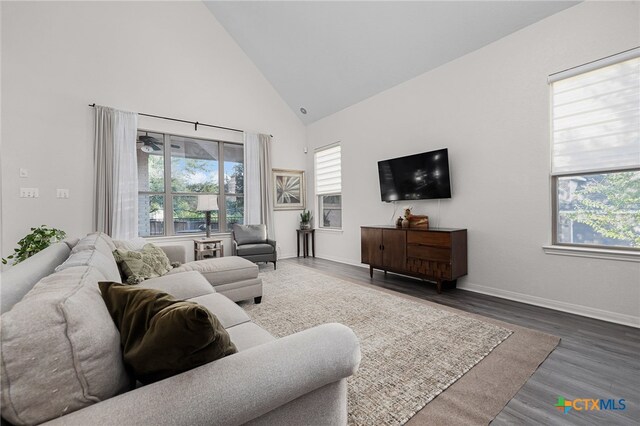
(232, 239, 238, 256)
(267, 238, 276, 248)
(160, 245, 187, 264)
(43, 323, 360, 426)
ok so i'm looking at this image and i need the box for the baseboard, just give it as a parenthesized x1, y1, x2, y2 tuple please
(278, 253, 297, 260)
(307, 254, 640, 329)
(315, 253, 367, 269)
(458, 282, 639, 328)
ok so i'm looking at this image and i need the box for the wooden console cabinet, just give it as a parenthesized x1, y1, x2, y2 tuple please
(361, 226, 467, 293)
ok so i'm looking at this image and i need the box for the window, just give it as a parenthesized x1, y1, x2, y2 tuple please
(137, 131, 243, 236)
(315, 144, 342, 229)
(550, 50, 639, 249)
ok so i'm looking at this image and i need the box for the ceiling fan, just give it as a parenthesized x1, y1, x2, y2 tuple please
(137, 134, 181, 153)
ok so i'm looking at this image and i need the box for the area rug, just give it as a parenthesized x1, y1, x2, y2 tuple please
(240, 263, 517, 425)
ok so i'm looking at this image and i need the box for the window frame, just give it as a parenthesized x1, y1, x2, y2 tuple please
(314, 143, 342, 230)
(551, 168, 640, 251)
(548, 50, 639, 252)
(317, 193, 343, 230)
(137, 129, 243, 237)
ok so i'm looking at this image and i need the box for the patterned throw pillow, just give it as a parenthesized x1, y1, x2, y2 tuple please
(112, 244, 173, 284)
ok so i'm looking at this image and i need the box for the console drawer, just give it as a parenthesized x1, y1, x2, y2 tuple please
(407, 245, 451, 262)
(407, 231, 451, 248)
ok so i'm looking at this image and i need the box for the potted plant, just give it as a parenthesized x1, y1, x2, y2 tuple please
(2, 225, 66, 265)
(300, 210, 312, 230)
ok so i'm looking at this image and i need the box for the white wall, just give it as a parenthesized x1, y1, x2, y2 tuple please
(306, 2, 640, 326)
(1, 1, 306, 261)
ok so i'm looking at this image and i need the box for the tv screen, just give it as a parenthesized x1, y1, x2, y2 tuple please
(378, 148, 451, 202)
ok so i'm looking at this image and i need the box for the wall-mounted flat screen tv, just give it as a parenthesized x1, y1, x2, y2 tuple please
(378, 148, 451, 202)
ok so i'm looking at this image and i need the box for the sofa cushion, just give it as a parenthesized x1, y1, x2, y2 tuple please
(139, 271, 215, 300)
(72, 233, 114, 258)
(237, 243, 275, 256)
(113, 244, 173, 284)
(0, 266, 130, 426)
(225, 322, 275, 351)
(114, 237, 148, 251)
(55, 248, 121, 283)
(168, 256, 258, 285)
(233, 224, 267, 245)
(188, 293, 251, 329)
(99, 282, 237, 384)
(207, 278, 262, 303)
(0, 242, 71, 314)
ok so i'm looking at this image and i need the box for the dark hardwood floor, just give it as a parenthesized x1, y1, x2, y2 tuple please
(284, 257, 640, 426)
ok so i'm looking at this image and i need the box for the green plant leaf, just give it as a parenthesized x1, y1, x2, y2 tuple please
(2, 226, 66, 266)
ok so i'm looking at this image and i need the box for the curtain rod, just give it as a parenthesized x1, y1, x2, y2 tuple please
(88, 103, 272, 137)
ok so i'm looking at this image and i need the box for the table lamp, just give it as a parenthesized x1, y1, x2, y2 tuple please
(196, 195, 219, 238)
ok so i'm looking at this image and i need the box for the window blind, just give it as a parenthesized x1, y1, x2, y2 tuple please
(550, 51, 640, 175)
(315, 144, 341, 194)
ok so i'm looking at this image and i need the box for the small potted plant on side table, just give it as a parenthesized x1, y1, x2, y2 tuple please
(300, 210, 312, 230)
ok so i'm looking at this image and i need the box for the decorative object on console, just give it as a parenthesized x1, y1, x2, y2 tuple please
(409, 215, 429, 229)
(396, 216, 404, 228)
(402, 207, 412, 228)
(299, 209, 312, 230)
(273, 169, 305, 210)
(2, 225, 66, 265)
(196, 195, 219, 238)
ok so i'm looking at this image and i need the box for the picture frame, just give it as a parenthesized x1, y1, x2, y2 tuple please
(273, 169, 306, 210)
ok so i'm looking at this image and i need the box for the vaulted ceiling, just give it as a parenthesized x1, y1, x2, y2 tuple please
(205, 1, 579, 124)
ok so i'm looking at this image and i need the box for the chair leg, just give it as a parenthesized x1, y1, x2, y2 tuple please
(272, 260, 277, 270)
(254, 296, 262, 304)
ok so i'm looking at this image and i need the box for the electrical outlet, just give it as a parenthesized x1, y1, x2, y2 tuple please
(20, 188, 39, 198)
(56, 189, 70, 199)
(19, 168, 28, 178)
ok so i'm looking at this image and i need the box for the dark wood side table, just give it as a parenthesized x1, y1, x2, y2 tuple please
(296, 229, 315, 258)
(194, 238, 223, 260)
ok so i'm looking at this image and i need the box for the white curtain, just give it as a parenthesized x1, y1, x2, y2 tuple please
(94, 106, 139, 240)
(244, 132, 275, 239)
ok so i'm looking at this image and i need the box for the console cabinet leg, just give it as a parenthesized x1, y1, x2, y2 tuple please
(436, 280, 442, 294)
(369, 266, 374, 278)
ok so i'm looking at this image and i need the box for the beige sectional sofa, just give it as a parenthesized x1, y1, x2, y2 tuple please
(0, 233, 361, 425)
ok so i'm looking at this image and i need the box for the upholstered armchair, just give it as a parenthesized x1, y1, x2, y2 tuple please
(231, 224, 277, 269)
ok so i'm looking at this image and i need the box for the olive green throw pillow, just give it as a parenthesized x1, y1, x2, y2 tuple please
(99, 282, 237, 384)
(113, 243, 173, 284)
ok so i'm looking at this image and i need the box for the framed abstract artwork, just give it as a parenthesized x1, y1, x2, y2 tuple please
(273, 169, 306, 210)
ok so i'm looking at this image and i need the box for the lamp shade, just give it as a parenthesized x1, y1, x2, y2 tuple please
(196, 195, 219, 211)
